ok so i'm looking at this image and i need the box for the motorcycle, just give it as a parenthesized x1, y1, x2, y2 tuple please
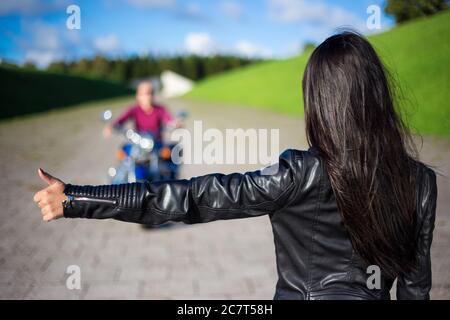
(102, 109, 187, 185)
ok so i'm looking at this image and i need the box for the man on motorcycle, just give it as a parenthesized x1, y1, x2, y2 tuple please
(103, 80, 178, 141)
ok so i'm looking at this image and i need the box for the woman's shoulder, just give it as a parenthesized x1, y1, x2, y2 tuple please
(278, 148, 323, 179)
(279, 147, 322, 161)
(283, 147, 323, 164)
(411, 159, 437, 182)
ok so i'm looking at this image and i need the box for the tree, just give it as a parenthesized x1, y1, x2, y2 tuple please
(385, 0, 449, 24)
(23, 60, 37, 70)
(47, 61, 68, 73)
(109, 59, 128, 82)
(91, 55, 110, 78)
(71, 58, 91, 76)
(182, 55, 202, 80)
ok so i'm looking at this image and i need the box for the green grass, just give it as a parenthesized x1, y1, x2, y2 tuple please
(186, 11, 450, 137)
(0, 66, 133, 120)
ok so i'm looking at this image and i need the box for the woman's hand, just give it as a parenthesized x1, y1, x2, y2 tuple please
(33, 168, 67, 222)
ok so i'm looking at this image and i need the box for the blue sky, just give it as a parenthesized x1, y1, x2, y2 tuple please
(0, 0, 395, 67)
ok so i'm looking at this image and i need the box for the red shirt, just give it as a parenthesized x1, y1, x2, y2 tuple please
(112, 104, 173, 140)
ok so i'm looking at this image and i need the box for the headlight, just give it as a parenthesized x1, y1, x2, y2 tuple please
(103, 110, 112, 121)
(140, 138, 154, 150)
(108, 167, 117, 177)
(131, 132, 141, 144)
(126, 129, 134, 139)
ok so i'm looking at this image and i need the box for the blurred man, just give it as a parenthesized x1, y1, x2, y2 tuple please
(103, 81, 177, 141)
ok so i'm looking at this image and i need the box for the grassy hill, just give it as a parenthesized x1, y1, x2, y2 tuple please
(186, 11, 450, 137)
(0, 66, 133, 120)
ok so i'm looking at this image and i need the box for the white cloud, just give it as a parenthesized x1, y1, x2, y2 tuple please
(221, 1, 242, 20)
(234, 40, 272, 58)
(19, 21, 64, 67)
(0, 0, 69, 16)
(29, 22, 60, 51)
(268, 0, 366, 32)
(183, 32, 274, 58)
(15, 20, 119, 67)
(93, 34, 120, 53)
(25, 50, 60, 67)
(184, 32, 217, 56)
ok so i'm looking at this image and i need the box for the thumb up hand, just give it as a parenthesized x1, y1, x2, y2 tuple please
(33, 168, 67, 222)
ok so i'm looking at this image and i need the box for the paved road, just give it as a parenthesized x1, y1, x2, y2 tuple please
(0, 97, 449, 299)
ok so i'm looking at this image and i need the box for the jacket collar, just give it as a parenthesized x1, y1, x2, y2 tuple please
(308, 145, 319, 155)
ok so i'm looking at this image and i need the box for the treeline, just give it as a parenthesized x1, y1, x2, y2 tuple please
(385, 0, 448, 23)
(46, 55, 261, 83)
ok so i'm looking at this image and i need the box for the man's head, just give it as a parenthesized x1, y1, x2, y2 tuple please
(136, 81, 154, 109)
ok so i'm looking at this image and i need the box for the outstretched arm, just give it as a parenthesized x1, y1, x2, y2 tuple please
(33, 150, 299, 225)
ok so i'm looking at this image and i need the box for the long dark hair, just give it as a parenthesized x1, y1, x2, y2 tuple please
(303, 32, 418, 279)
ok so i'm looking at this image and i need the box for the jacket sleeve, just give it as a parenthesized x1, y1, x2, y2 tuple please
(396, 167, 437, 300)
(63, 150, 298, 226)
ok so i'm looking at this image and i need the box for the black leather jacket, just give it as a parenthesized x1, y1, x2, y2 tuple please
(63, 148, 437, 300)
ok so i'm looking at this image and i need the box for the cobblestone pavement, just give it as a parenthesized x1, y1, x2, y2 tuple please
(0, 97, 449, 299)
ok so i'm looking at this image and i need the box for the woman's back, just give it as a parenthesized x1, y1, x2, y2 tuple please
(270, 148, 437, 300)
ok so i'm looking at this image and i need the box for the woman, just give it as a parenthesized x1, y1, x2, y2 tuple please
(33, 32, 437, 300)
